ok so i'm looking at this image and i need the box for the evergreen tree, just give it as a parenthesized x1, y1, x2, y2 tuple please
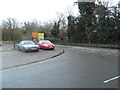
(51, 21, 60, 38)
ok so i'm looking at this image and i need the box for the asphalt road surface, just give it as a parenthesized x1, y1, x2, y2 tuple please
(2, 45, 119, 88)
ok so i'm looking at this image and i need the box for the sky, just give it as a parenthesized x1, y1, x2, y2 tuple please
(0, 0, 78, 23)
(0, 0, 119, 23)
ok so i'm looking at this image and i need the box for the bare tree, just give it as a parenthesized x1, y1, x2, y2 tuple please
(56, 12, 67, 27)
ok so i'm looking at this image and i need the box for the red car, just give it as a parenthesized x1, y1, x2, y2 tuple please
(37, 40, 55, 50)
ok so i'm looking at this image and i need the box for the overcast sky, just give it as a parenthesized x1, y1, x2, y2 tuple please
(0, 0, 119, 23)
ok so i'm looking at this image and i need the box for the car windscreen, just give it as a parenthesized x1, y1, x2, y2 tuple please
(43, 41, 51, 44)
(23, 41, 35, 45)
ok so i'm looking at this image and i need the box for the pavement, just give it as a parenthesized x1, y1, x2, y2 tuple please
(0, 44, 64, 70)
(0, 44, 14, 51)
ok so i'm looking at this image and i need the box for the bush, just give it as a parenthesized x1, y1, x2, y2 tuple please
(46, 38, 60, 43)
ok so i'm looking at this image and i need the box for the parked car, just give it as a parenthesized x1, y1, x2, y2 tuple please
(37, 40, 55, 50)
(18, 40, 39, 52)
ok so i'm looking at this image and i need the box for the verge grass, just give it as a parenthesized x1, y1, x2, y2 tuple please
(56, 42, 119, 49)
(2, 41, 14, 44)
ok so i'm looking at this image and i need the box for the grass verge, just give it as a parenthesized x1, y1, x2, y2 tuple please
(1, 41, 14, 44)
(56, 42, 120, 49)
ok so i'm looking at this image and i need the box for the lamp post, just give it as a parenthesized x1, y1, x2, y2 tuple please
(118, 1, 120, 14)
(74, 0, 95, 14)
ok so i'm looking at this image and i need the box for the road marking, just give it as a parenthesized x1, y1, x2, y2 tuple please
(104, 75, 120, 84)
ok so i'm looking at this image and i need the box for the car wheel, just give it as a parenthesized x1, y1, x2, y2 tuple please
(42, 46, 45, 50)
(23, 48, 27, 53)
(52, 48, 54, 50)
(36, 50, 39, 52)
(39, 46, 41, 49)
(18, 47, 21, 51)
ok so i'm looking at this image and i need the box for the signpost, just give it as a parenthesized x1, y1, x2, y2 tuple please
(32, 32, 38, 38)
(32, 32, 44, 43)
(32, 32, 38, 44)
(38, 33, 44, 40)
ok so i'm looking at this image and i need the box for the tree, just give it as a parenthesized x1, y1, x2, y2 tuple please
(67, 15, 76, 42)
(2, 18, 20, 41)
(51, 21, 60, 38)
(37, 22, 53, 38)
(78, 2, 96, 43)
(95, 0, 119, 44)
(56, 12, 67, 27)
(56, 12, 68, 41)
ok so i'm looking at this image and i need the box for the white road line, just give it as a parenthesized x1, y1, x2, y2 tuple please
(104, 75, 120, 84)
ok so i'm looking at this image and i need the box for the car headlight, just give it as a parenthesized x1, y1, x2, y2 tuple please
(36, 45, 39, 48)
(44, 44, 48, 47)
(26, 47, 30, 49)
(24, 46, 30, 49)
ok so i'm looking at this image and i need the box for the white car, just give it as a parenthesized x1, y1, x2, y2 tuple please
(18, 40, 39, 52)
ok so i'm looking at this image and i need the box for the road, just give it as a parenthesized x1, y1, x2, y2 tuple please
(2, 45, 119, 88)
